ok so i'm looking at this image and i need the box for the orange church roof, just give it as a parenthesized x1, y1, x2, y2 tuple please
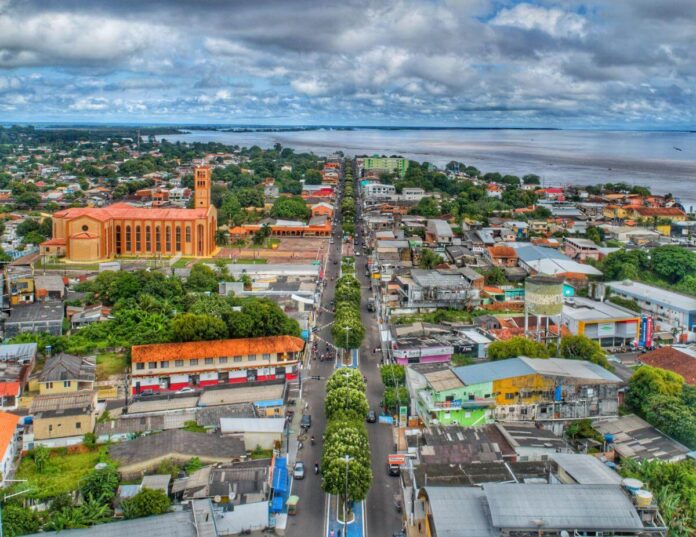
(131, 335, 305, 363)
(53, 202, 210, 222)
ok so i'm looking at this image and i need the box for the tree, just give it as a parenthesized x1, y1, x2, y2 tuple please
(32, 445, 49, 473)
(650, 245, 696, 284)
(522, 174, 541, 185)
(482, 266, 507, 286)
(644, 394, 696, 449)
(383, 386, 410, 413)
(2, 504, 42, 537)
(185, 457, 204, 474)
(304, 169, 323, 184)
(412, 197, 440, 217)
(326, 369, 366, 394)
(121, 488, 171, 519)
(270, 196, 310, 220)
(558, 335, 609, 368)
(487, 336, 550, 360)
(321, 456, 372, 518)
(325, 387, 369, 421)
(625, 366, 684, 413)
(171, 313, 228, 342)
(334, 284, 361, 306)
(586, 226, 602, 245)
(186, 263, 219, 293)
(252, 223, 271, 246)
(380, 364, 405, 388)
(419, 248, 442, 269)
(80, 465, 119, 503)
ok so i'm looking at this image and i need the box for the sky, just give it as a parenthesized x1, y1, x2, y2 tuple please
(0, 0, 694, 128)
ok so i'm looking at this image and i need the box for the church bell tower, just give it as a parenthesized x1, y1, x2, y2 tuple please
(193, 166, 211, 209)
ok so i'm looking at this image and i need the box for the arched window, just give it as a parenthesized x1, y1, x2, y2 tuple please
(135, 225, 141, 251)
(175, 226, 182, 251)
(165, 225, 171, 251)
(145, 226, 151, 252)
(155, 225, 161, 251)
(186, 226, 192, 243)
(115, 225, 122, 254)
(125, 226, 131, 252)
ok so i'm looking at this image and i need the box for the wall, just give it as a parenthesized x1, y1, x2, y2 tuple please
(39, 380, 79, 396)
(493, 374, 553, 406)
(33, 413, 94, 441)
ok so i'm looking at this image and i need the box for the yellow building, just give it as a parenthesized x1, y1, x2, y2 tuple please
(37, 353, 96, 395)
(41, 166, 218, 262)
(29, 391, 97, 446)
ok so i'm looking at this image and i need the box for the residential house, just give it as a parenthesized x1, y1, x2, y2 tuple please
(33, 274, 66, 300)
(0, 343, 37, 399)
(130, 335, 305, 395)
(495, 423, 571, 461)
(5, 265, 34, 305)
(5, 301, 65, 337)
(638, 346, 696, 384)
(219, 417, 285, 450)
(393, 269, 481, 311)
(38, 353, 96, 395)
(27, 390, 98, 448)
(425, 219, 454, 244)
(0, 382, 21, 410)
(631, 206, 687, 223)
(0, 412, 20, 486)
(485, 245, 518, 267)
(363, 183, 396, 199)
(563, 237, 601, 262)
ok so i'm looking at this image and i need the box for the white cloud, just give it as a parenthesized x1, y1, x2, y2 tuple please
(491, 3, 587, 38)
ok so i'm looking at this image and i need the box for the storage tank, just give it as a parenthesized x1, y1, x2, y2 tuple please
(635, 490, 653, 507)
(525, 275, 564, 316)
(622, 478, 643, 494)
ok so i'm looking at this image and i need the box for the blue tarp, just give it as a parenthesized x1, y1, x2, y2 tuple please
(270, 495, 285, 513)
(255, 399, 285, 408)
(272, 458, 288, 493)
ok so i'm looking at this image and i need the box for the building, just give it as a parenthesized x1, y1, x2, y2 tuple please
(495, 423, 570, 461)
(363, 183, 396, 199)
(0, 343, 37, 403)
(563, 237, 601, 262)
(4, 301, 65, 337)
(561, 296, 641, 348)
(219, 417, 285, 450)
(638, 345, 696, 384)
(33, 274, 66, 300)
(393, 269, 481, 311)
(38, 353, 96, 395)
(0, 382, 21, 410)
(390, 322, 494, 364)
(0, 411, 19, 486)
(410, 357, 621, 428)
(130, 336, 305, 395)
(607, 280, 696, 339)
(27, 390, 98, 448)
(417, 483, 667, 537)
(485, 245, 518, 267)
(42, 165, 218, 261)
(631, 206, 687, 222)
(358, 156, 409, 177)
(425, 219, 454, 244)
(109, 429, 246, 480)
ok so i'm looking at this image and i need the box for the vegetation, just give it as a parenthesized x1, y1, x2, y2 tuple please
(332, 275, 365, 349)
(380, 364, 405, 387)
(486, 335, 610, 369)
(121, 488, 171, 519)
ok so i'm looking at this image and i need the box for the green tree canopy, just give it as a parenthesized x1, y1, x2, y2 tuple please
(325, 386, 369, 421)
(558, 335, 610, 369)
(650, 245, 696, 284)
(487, 336, 551, 360)
(121, 488, 171, 520)
(625, 365, 684, 413)
(186, 263, 219, 293)
(326, 368, 366, 394)
(380, 364, 405, 388)
(270, 196, 310, 220)
(171, 313, 228, 342)
(419, 248, 443, 269)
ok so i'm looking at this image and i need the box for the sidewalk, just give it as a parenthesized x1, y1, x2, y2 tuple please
(325, 495, 366, 537)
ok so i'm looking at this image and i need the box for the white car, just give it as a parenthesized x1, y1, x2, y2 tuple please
(175, 387, 197, 394)
(355, 251, 361, 256)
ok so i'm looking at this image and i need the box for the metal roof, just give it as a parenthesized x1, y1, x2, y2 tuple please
(423, 487, 497, 537)
(423, 369, 464, 392)
(608, 280, 696, 312)
(483, 483, 644, 531)
(220, 417, 285, 434)
(0, 342, 37, 362)
(562, 296, 639, 321)
(510, 243, 568, 262)
(426, 219, 454, 237)
(551, 454, 622, 485)
(521, 357, 621, 383)
(453, 358, 535, 386)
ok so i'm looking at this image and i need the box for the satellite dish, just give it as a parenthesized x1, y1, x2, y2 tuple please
(213, 495, 222, 503)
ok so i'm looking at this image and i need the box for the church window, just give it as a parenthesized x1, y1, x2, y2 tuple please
(165, 226, 171, 251)
(115, 226, 122, 254)
(81, 224, 88, 232)
(155, 226, 161, 251)
(125, 226, 131, 251)
(135, 226, 141, 251)
(175, 226, 182, 251)
(145, 226, 151, 251)
(186, 226, 191, 243)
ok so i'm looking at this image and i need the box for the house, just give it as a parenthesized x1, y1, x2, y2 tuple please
(130, 336, 305, 395)
(0, 412, 20, 486)
(219, 417, 285, 450)
(637, 346, 696, 384)
(4, 300, 65, 337)
(607, 280, 696, 340)
(0, 382, 21, 410)
(393, 269, 481, 311)
(363, 183, 396, 199)
(109, 429, 246, 479)
(27, 390, 98, 448)
(5, 265, 34, 305)
(561, 296, 641, 348)
(425, 219, 453, 244)
(96, 414, 166, 443)
(495, 423, 570, 461)
(33, 274, 66, 300)
(485, 245, 518, 267)
(38, 353, 96, 395)
(310, 202, 334, 218)
(409, 357, 621, 428)
(631, 206, 687, 222)
(551, 453, 623, 485)
(563, 237, 601, 262)
(0, 343, 37, 392)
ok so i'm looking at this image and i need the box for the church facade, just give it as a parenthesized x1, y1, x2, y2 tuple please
(42, 166, 218, 262)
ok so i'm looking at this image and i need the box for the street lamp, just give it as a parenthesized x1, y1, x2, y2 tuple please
(341, 455, 353, 529)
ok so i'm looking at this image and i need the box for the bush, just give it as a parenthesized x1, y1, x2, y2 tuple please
(121, 488, 171, 519)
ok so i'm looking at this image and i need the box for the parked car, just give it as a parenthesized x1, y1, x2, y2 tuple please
(300, 414, 312, 430)
(293, 461, 305, 480)
(136, 389, 156, 399)
(366, 410, 377, 423)
(175, 387, 196, 394)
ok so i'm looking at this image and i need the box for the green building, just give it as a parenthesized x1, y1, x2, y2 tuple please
(361, 156, 409, 177)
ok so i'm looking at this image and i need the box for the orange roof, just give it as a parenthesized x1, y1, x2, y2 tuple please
(0, 382, 20, 397)
(131, 335, 305, 363)
(40, 237, 66, 246)
(640, 347, 696, 384)
(634, 207, 685, 217)
(483, 286, 504, 294)
(53, 202, 210, 222)
(487, 245, 517, 258)
(0, 411, 19, 457)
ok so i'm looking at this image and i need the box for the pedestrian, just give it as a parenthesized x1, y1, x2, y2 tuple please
(330, 530, 335, 537)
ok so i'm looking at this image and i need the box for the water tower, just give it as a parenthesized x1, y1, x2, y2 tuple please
(524, 275, 564, 339)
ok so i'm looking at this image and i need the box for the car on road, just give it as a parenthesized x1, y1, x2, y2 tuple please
(355, 251, 361, 256)
(607, 354, 621, 364)
(366, 410, 377, 423)
(175, 387, 197, 395)
(300, 414, 312, 429)
(136, 389, 156, 399)
(293, 461, 305, 480)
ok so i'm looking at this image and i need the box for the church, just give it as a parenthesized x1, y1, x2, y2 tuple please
(41, 166, 218, 262)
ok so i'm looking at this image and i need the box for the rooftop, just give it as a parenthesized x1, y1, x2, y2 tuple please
(39, 353, 96, 383)
(551, 453, 622, 485)
(496, 423, 568, 451)
(7, 301, 64, 324)
(219, 417, 285, 434)
(52, 202, 210, 222)
(607, 280, 696, 312)
(30, 390, 95, 417)
(562, 296, 639, 321)
(638, 346, 696, 384)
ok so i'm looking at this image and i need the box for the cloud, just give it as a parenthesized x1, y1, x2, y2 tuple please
(490, 3, 587, 38)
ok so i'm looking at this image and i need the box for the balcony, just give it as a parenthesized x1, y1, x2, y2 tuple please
(418, 390, 494, 412)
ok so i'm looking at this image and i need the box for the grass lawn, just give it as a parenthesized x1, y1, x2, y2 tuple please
(44, 263, 101, 271)
(250, 447, 274, 460)
(172, 257, 195, 268)
(16, 446, 109, 500)
(96, 352, 128, 380)
(235, 258, 267, 264)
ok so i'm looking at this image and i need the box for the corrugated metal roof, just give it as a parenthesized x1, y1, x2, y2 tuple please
(551, 454, 622, 485)
(423, 487, 497, 537)
(521, 357, 621, 383)
(220, 417, 285, 434)
(452, 358, 535, 386)
(483, 483, 644, 530)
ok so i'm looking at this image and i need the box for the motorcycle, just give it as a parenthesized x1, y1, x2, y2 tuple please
(314, 464, 320, 475)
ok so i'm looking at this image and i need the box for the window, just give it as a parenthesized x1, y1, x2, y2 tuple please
(46, 381, 53, 389)
(233, 356, 242, 363)
(219, 357, 228, 364)
(135, 225, 141, 251)
(186, 226, 192, 243)
(205, 358, 214, 365)
(175, 226, 182, 251)
(165, 226, 171, 251)
(445, 395, 454, 402)
(135, 363, 144, 370)
(116, 225, 122, 254)
(262, 353, 271, 360)
(161, 361, 169, 368)
(147, 362, 157, 369)
(63, 381, 71, 388)
(81, 224, 88, 232)
(76, 422, 81, 429)
(175, 359, 184, 367)
(505, 392, 515, 400)
(190, 359, 199, 365)
(248, 355, 257, 362)
(155, 225, 161, 251)
(145, 226, 151, 251)
(125, 226, 132, 251)
(48, 424, 53, 432)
